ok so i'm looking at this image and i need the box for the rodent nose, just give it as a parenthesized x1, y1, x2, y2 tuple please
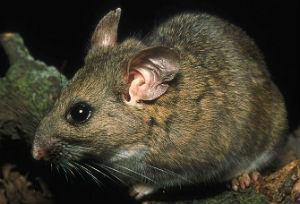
(32, 145, 46, 160)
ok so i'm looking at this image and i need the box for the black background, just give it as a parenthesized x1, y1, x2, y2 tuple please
(0, 0, 299, 202)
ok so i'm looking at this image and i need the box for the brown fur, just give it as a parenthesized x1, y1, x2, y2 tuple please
(33, 10, 288, 193)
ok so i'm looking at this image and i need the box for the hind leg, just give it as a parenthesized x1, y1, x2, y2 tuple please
(231, 171, 260, 191)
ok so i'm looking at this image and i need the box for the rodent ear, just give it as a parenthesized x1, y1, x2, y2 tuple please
(91, 8, 121, 48)
(124, 46, 180, 105)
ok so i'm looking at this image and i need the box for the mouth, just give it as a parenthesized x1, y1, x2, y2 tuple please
(32, 137, 88, 165)
(32, 139, 152, 186)
(32, 143, 108, 185)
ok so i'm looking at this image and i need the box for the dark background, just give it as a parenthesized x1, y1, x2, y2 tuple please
(0, 0, 299, 202)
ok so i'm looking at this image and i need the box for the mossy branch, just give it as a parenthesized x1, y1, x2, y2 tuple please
(0, 33, 67, 143)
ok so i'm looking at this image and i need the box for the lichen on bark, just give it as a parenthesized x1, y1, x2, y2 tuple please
(0, 33, 67, 143)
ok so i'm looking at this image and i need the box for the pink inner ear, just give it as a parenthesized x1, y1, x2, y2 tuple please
(127, 68, 154, 104)
(129, 71, 144, 102)
(137, 68, 154, 84)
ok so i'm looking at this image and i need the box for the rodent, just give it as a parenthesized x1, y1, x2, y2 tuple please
(32, 8, 288, 199)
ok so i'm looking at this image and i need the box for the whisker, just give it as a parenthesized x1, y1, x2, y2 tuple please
(65, 161, 76, 178)
(56, 163, 69, 183)
(99, 165, 128, 185)
(91, 161, 136, 182)
(56, 164, 62, 176)
(61, 164, 69, 183)
(146, 164, 192, 183)
(68, 161, 86, 181)
(83, 163, 116, 184)
(62, 162, 76, 179)
(98, 149, 191, 184)
(73, 161, 103, 187)
(114, 164, 155, 183)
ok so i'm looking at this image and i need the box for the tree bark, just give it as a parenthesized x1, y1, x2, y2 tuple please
(0, 33, 67, 144)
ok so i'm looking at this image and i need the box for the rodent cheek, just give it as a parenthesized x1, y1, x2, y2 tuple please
(109, 144, 148, 162)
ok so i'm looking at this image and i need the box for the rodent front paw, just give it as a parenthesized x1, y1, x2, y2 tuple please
(129, 183, 155, 200)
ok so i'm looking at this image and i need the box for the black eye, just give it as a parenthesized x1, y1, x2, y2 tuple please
(67, 102, 92, 124)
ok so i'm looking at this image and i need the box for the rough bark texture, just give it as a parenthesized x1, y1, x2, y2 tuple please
(0, 33, 299, 204)
(0, 33, 67, 144)
(255, 160, 300, 203)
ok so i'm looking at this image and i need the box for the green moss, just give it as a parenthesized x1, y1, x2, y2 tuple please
(198, 189, 268, 204)
(3, 57, 67, 118)
(1, 33, 67, 129)
(0, 78, 9, 93)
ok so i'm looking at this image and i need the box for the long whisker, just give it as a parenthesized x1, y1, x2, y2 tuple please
(56, 163, 63, 178)
(114, 164, 155, 183)
(72, 161, 103, 187)
(64, 161, 77, 178)
(83, 163, 118, 184)
(61, 164, 69, 183)
(146, 164, 192, 183)
(67, 161, 86, 181)
(100, 149, 191, 184)
(99, 165, 127, 185)
(90, 161, 132, 184)
(91, 160, 146, 184)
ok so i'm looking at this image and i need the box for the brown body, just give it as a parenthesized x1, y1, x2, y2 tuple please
(32, 9, 287, 198)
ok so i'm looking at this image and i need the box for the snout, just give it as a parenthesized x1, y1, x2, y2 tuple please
(32, 141, 51, 160)
(32, 136, 59, 161)
(32, 143, 47, 160)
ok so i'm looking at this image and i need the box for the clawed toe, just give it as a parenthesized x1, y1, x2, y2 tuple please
(231, 171, 260, 191)
(250, 171, 260, 182)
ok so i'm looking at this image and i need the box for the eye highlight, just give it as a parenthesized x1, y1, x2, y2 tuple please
(66, 102, 92, 125)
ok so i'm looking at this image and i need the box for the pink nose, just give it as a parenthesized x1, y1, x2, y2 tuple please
(32, 146, 46, 160)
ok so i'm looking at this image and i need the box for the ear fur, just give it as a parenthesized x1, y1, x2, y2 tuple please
(91, 8, 121, 48)
(124, 46, 180, 105)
